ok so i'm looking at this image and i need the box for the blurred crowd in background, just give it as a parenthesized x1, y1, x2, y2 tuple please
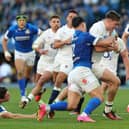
(0, 0, 129, 84)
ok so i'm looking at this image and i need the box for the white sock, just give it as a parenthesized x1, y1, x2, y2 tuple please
(80, 112, 88, 116)
(105, 101, 113, 113)
(28, 93, 34, 101)
(53, 87, 61, 91)
(46, 105, 51, 112)
(54, 98, 60, 103)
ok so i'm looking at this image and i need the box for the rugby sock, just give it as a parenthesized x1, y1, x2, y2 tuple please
(50, 101, 67, 111)
(104, 101, 113, 113)
(83, 97, 101, 115)
(18, 78, 28, 96)
(27, 93, 34, 101)
(48, 87, 61, 104)
(74, 97, 84, 113)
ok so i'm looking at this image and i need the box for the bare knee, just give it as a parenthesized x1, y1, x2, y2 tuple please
(67, 104, 77, 111)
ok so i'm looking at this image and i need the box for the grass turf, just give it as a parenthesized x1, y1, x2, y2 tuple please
(1, 86, 129, 129)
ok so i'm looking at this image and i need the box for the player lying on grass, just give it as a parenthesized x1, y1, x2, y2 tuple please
(0, 86, 36, 119)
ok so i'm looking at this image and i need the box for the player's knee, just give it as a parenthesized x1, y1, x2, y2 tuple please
(17, 71, 24, 78)
(67, 104, 77, 111)
(114, 77, 121, 88)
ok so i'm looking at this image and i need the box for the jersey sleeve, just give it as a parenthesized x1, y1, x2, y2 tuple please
(124, 24, 129, 34)
(4, 26, 14, 40)
(33, 32, 45, 49)
(85, 32, 101, 46)
(117, 37, 126, 53)
(0, 105, 7, 116)
(89, 23, 103, 37)
(29, 24, 40, 35)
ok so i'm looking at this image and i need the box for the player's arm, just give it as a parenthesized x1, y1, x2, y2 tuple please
(95, 36, 116, 47)
(2, 37, 12, 61)
(120, 49, 129, 81)
(122, 32, 129, 44)
(1, 112, 36, 119)
(94, 46, 115, 52)
(52, 38, 71, 49)
(32, 33, 48, 55)
(122, 24, 129, 44)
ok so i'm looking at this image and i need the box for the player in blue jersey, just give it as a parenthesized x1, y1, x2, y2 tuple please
(0, 86, 36, 119)
(37, 16, 118, 122)
(2, 14, 42, 106)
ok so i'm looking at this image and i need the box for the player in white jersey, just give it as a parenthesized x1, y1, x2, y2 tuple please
(48, 10, 78, 105)
(122, 23, 129, 44)
(20, 16, 61, 108)
(37, 16, 118, 122)
(90, 10, 129, 120)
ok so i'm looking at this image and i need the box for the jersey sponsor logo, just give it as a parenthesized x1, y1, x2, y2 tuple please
(15, 36, 30, 41)
(25, 29, 30, 34)
(103, 51, 112, 60)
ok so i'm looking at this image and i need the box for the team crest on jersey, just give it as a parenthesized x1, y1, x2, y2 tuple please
(25, 29, 30, 34)
(82, 79, 87, 84)
(65, 65, 68, 68)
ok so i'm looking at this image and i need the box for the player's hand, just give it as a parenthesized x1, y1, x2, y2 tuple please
(105, 36, 116, 47)
(38, 49, 48, 55)
(63, 37, 72, 45)
(4, 51, 12, 61)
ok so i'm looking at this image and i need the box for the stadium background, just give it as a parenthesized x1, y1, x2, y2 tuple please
(0, 0, 129, 85)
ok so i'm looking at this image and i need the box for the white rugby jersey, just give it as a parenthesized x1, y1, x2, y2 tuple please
(33, 28, 57, 60)
(55, 25, 75, 59)
(100, 37, 126, 72)
(89, 20, 117, 63)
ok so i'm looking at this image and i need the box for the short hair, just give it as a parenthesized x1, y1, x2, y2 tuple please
(0, 87, 7, 99)
(72, 16, 84, 28)
(49, 15, 60, 21)
(16, 14, 28, 20)
(105, 10, 120, 21)
(67, 9, 79, 16)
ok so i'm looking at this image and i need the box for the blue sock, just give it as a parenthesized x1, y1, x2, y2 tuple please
(48, 90, 60, 104)
(50, 101, 67, 111)
(18, 78, 28, 96)
(83, 97, 101, 115)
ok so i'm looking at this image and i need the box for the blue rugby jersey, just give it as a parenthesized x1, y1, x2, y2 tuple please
(4, 23, 39, 52)
(72, 30, 98, 68)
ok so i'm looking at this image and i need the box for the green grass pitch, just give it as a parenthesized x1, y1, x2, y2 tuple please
(1, 86, 129, 129)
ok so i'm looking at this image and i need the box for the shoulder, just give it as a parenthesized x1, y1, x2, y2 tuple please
(8, 25, 17, 32)
(27, 23, 38, 29)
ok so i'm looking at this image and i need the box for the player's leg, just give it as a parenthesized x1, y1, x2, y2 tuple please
(28, 71, 52, 101)
(48, 71, 67, 104)
(77, 68, 104, 122)
(15, 58, 28, 102)
(99, 69, 121, 119)
(54, 87, 68, 102)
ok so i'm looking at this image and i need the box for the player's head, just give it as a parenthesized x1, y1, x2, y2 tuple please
(49, 15, 61, 32)
(72, 16, 86, 32)
(66, 10, 79, 27)
(105, 10, 120, 31)
(16, 14, 28, 29)
(0, 87, 10, 102)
